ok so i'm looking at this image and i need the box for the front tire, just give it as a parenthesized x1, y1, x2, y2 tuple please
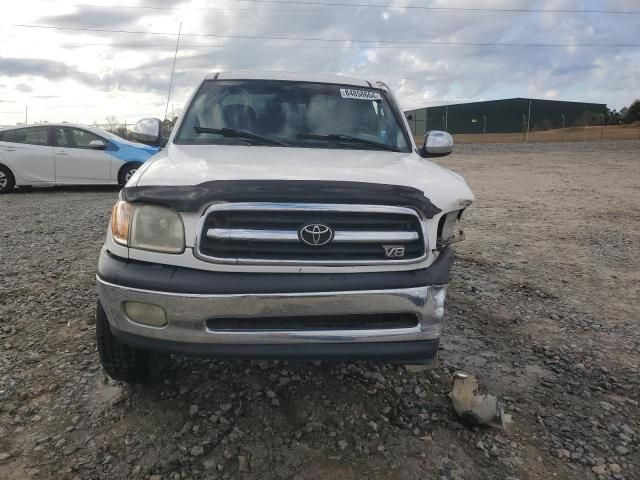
(95, 301, 168, 382)
(118, 163, 140, 188)
(0, 165, 15, 194)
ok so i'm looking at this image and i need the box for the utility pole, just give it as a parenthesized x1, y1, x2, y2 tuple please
(522, 114, 527, 142)
(525, 99, 532, 142)
(561, 113, 566, 142)
(445, 100, 448, 131)
(482, 114, 486, 136)
(164, 22, 182, 122)
(25, 105, 28, 125)
(599, 113, 605, 140)
(583, 117, 588, 141)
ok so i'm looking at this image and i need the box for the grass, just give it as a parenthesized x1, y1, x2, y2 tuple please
(415, 123, 640, 144)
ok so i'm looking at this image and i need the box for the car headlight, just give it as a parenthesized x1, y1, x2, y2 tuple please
(111, 201, 185, 254)
(437, 209, 466, 249)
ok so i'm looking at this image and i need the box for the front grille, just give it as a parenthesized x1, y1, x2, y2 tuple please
(196, 203, 426, 265)
(206, 313, 419, 331)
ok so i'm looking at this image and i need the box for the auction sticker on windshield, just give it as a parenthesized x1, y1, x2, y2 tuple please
(340, 88, 382, 101)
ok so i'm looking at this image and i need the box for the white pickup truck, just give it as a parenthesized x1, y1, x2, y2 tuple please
(95, 71, 474, 382)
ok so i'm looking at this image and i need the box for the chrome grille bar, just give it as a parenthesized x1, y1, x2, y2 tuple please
(207, 228, 419, 243)
(195, 202, 428, 266)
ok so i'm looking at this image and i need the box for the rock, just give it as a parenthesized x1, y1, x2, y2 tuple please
(404, 364, 433, 373)
(62, 446, 76, 456)
(203, 459, 216, 470)
(190, 445, 204, 457)
(337, 440, 348, 451)
(0, 452, 10, 462)
(599, 401, 615, 411)
(28, 352, 42, 362)
(238, 455, 249, 472)
(189, 405, 199, 417)
(609, 464, 621, 474)
(266, 390, 277, 399)
(615, 445, 629, 455)
(592, 465, 607, 475)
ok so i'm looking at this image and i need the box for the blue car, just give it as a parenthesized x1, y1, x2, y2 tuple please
(0, 123, 159, 193)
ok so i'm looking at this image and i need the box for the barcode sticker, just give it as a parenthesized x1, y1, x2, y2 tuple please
(340, 88, 382, 101)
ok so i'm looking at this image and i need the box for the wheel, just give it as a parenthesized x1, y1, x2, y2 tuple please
(0, 165, 15, 194)
(118, 163, 140, 188)
(95, 301, 169, 382)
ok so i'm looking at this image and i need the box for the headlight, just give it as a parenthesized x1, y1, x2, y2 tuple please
(437, 209, 465, 248)
(110, 201, 185, 254)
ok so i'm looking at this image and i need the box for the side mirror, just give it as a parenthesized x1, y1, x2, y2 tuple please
(131, 118, 162, 144)
(89, 139, 106, 150)
(420, 130, 453, 158)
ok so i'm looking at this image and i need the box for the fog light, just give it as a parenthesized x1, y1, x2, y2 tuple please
(124, 302, 167, 327)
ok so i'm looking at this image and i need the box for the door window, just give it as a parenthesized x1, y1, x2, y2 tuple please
(54, 127, 102, 149)
(1, 127, 48, 145)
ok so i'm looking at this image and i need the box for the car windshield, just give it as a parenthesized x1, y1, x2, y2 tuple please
(174, 80, 411, 152)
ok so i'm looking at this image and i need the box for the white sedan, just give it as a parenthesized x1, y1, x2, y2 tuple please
(0, 123, 159, 193)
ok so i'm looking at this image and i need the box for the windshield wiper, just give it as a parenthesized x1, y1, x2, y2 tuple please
(194, 127, 289, 146)
(297, 133, 400, 152)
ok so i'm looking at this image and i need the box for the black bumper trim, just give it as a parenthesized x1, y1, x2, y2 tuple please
(98, 248, 454, 295)
(111, 326, 439, 362)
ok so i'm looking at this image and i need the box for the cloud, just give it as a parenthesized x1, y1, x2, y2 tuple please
(37, 6, 144, 29)
(15, 83, 33, 93)
(0, 0, 638, 124)
(0, 56, 168, 94)
(552, 64, 598, 76)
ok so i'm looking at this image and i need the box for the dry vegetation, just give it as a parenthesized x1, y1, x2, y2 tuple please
(415, 123, 640, 144)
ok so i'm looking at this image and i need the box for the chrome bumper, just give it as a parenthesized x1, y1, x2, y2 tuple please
(96, 277, 447, 346)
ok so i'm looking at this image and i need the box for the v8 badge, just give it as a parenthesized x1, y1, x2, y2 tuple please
(383, 245, 405, 258)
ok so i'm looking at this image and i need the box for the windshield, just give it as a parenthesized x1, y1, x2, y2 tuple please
(174, 80, 411, 152)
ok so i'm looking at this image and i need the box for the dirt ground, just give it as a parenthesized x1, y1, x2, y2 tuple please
(1, 140, 638, 480)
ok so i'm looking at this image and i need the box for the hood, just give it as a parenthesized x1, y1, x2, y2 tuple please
(108, 138, 160, 163)
(132, 144, 473, 212)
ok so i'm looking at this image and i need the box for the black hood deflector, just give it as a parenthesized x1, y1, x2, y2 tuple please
(122, 180, 442, 218)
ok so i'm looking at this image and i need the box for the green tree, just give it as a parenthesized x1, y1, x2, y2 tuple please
(606, 108, 622, 125)
(623, 99, 640, 124)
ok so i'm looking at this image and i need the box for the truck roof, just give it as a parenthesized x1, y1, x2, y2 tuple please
(206, 70, 374, 88)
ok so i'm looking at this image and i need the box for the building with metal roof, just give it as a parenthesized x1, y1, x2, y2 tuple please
(405, 98, 607, 135)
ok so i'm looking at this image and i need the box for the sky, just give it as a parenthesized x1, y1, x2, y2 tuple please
(0, 0, 638, 126)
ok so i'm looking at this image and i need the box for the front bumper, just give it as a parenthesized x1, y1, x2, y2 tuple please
(96, 250, 452, 361)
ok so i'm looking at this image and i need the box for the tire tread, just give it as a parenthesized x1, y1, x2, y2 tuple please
(95, 302, 167, 382)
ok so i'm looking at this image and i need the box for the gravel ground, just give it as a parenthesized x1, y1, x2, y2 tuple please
(1, 140, 638, 480)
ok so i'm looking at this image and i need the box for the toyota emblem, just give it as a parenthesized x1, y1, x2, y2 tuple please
(298, 223, 334, 246)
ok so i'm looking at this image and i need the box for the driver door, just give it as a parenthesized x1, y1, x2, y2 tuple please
(52, 127, 110, 182)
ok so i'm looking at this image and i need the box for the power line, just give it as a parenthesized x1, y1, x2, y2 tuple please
(4, 24, 640, 48)
(73, 1, 640, 14)
(6, 41, 638, 51)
